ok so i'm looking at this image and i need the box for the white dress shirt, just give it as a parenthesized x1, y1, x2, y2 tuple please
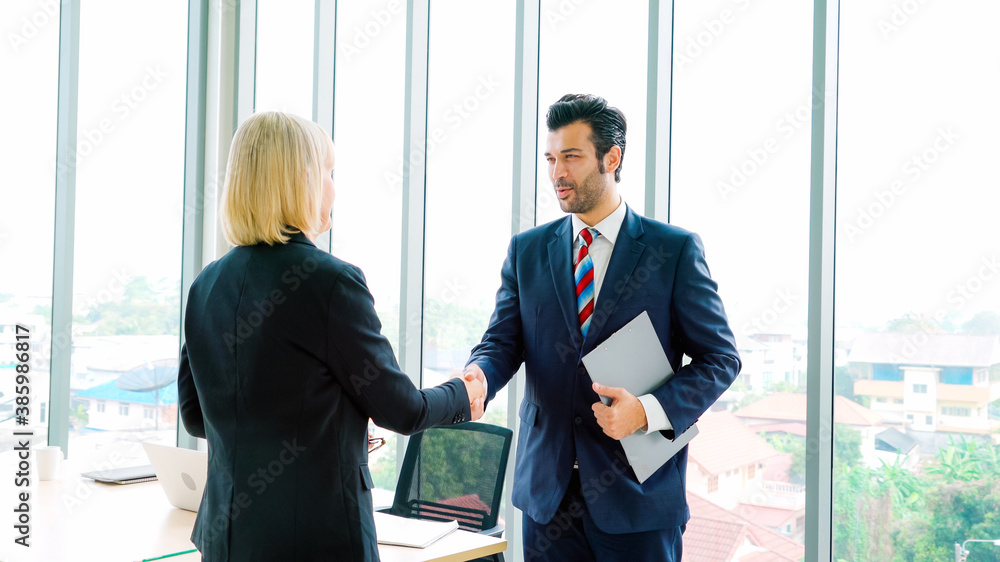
(571, 199, 673, 435)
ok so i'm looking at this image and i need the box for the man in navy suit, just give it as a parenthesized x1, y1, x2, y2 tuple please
(463, 94, 741, 560)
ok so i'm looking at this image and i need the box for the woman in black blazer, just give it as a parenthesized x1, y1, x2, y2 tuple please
(177, 111, 484, 561)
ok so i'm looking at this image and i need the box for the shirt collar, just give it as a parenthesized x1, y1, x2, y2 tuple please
(571, 196, 627, 245)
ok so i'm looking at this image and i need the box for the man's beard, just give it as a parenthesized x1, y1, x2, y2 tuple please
(556, 166, 607, 214)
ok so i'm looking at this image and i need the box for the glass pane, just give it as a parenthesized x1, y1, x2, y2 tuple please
(536, 0, 648, 224)
(332, 0, 407, 490)
(255, 0, 315, 117)
(422, 0, 515, 430)
(835, 2, 1000, 560)
(671, 0, 813, 556)
(68, 1, 187, 469)
(0, 0, 60, 451)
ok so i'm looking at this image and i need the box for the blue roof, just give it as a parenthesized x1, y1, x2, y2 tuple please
(75, 380, 178, 405)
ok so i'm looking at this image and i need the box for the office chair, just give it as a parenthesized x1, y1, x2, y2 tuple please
(380, 422, 513, 562)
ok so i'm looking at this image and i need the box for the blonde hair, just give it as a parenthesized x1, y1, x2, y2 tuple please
(220, 111, 334, 246)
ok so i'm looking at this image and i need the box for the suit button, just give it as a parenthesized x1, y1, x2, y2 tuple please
(574, 416, 583, 425)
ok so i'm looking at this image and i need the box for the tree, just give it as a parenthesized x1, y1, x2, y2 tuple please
(834, 425, 863, 470)
(84, 275, 180, 336)
(834, 365, 857, 402)
(961, 310, 1000, 336)
(885, 312, 949, 333)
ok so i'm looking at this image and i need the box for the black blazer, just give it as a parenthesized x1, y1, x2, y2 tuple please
(178, 232, 471, 561)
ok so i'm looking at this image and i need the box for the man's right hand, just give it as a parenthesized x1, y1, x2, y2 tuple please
(463, 364, 487, 421)
(453, 368, 486, 421)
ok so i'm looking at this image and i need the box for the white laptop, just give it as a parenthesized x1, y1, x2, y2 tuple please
(141, 442, 208, 512)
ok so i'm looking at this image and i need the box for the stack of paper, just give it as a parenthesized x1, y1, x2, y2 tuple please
(374, 512, 459, 548)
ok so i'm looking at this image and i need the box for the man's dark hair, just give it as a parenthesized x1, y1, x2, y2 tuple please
(545, 93, 627, 183)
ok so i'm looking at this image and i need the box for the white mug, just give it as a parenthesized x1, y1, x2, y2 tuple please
(35, 445, 63, 481)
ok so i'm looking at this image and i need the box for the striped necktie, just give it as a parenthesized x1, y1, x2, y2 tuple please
(575, 227, 599, 338)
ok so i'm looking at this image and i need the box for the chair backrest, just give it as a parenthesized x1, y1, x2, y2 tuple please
(389, 422, 513, 533)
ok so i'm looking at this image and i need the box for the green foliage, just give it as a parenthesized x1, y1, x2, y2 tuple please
(370, 437, 399, 491)
(834, 365, 857, 402)
(769, 380, 803, 393)
(834, 436, 1000, 561)
(961, 310, 1000, 336)
(926, 436, 1000, 483)
(763, 432, 805, 484)
(422, 299, 493, 351)
(886, 312, 946, 333)
(84, 275, 180, 336)
(69, 403, 90, 430)
(893, 479, 1000, 562)
(834, 463, 897, 561)
(834, 425, 863, 470)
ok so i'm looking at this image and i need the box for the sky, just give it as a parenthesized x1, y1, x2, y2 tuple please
(1, 0, 999, 341)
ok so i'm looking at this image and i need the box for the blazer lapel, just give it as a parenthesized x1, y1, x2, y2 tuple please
(582, 207, 646, 351)
(547, 217, 583, 349)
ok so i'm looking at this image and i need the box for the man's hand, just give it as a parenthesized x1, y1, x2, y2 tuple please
(452, 368, 486, 421)
(464, 364, 488, 421)
(591, 382, 647, 440)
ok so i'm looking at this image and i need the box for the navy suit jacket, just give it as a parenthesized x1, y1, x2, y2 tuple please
(468, 206, 740, 534)
(178, 232, 471, 561)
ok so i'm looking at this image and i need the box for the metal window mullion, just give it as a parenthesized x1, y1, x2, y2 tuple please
(312, 0, 336, 254)
(234, 0, 257, 125)
(805, 0, 839, 560)
(508, 2, 540, 560)
(177, 0, 210, 450)
(397, 0, 431, 471)
(49, 0, 81, 454)
(645, 0, 673, 223)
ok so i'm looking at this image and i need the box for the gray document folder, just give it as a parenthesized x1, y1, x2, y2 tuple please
(582, 310, 699, 483)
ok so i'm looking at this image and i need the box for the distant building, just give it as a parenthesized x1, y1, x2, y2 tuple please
(685, 491, 805, 562)
(75, 380, 177, 431)
(735, 333, 806, 392)
(733, 392, 884, 468)
(873, 427, 920, 470)
(686, 410, 806, 540)
(849, 332, 1000, 436)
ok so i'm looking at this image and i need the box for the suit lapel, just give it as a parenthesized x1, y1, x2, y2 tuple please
(547, 217, 582, 348)
(582, 207, 646, 352)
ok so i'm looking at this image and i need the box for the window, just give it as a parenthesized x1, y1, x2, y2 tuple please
(894, 399, 903, 405)
(421, 0, 515, 432)
(835, 3, 1000, 556)
(331, 0, 408, 491)
(536, 0, 648, 224)
(876, 397, 886, 403)
(254, 0, 314, 117)
(708, 475, 719, 493)
(96, 401, 106, 414)
(941, 407, 970, 417)
(67, 0, 185, 471)
(144, 407, 155, 420)
(0, 0, 59, 450)
(672, 2, 813, 553)
(748, 463, 756, 479)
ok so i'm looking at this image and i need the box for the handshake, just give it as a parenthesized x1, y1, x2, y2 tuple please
(452, 364, 487, 421)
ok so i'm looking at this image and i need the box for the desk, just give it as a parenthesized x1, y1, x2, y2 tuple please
(0, 472, 505, 562)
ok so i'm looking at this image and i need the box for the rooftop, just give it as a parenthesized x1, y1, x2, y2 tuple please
(75, 379, 178, 405)
(734, 392, 883, 427)
(848, 332, 1000, 368)
(685, 492, 805, 562)
(687, 411, 780, 476)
